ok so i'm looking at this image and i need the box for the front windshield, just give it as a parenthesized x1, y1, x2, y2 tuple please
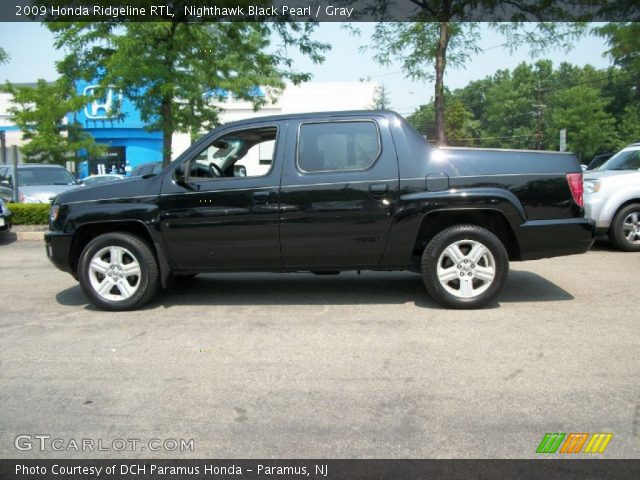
(598, 148, 640, 171)
(17, 167, 76, 186)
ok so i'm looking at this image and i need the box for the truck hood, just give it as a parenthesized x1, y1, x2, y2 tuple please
(583, 169, 640, 181)
(54, 175, 162, 204)
(19, 184, 81, 203)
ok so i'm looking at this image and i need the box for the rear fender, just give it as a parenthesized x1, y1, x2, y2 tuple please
(382, 188, 526, 265)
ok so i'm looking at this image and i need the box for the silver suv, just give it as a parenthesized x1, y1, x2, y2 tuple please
(584, 143, 640, 251)
(0, 164, 79, 204)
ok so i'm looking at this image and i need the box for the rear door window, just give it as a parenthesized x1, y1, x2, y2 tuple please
(297, 121, 380, 173)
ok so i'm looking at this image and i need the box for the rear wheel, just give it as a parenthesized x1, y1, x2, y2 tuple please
(78, 232, 159, 311)
(421, 225, 509, 309)
(609, 203, 640, 252)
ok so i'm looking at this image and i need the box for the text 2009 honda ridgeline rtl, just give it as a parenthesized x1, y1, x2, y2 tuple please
(45, 111, 594, 310)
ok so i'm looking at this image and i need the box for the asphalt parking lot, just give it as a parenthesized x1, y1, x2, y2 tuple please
(0, 238, 638, 459)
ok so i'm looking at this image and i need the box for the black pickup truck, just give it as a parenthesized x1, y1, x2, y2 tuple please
(45, 111, 594, 310)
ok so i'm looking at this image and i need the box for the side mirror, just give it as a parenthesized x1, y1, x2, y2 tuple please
(174, 164, 187, 185)
(234, 165, 247, 177)
(580, 164, 588, 172)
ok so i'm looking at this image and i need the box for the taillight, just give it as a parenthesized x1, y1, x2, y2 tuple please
(566, 173, 584, 207)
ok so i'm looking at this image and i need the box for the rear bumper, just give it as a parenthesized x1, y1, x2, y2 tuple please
(44, 230, 74, 274)
(515, 218, 595, 261)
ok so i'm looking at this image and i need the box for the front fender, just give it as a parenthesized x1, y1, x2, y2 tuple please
(60, 199, 172, 287)
(594, 188, 640, 228)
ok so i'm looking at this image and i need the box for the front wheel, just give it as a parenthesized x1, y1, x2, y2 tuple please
(78, 232, 159, 311)
(421, 225, 509, 309)
(609, 203, 640, 252)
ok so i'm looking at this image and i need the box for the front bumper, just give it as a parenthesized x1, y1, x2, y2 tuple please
(515, 218, 596, 261)
(584, 194, 610, 231)
(44, 230, 74, 274)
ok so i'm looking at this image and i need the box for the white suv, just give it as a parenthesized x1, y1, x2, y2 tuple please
(584, 143, 640, 251)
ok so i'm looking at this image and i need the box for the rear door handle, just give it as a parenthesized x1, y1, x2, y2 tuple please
(253, 191, 270, 205)
(369, 183, 389, 196)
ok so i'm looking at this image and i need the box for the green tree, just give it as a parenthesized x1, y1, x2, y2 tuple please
(481, 61, 556, 150)
(546, 85, 619, 160)
(362, 1, 585, 146)
(49, 21, 329, 166)
(409, 59, 626, 155)
(370, 83, 391, 110)
(407, 92, 479, 145)
(596, 22, 640, 97)
(616, 104, 640, 147)
(407, 102, 436, 138)
(445, 98, 480, 146)
(0, 47, 8, 64)
(368, 21, 482, 145)
(3, 78, 104, 164)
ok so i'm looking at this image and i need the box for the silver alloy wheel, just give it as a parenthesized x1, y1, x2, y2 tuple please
(88, 246, 142, 302)
(436, 239, 496, 299)
(622, 211, 640, 245)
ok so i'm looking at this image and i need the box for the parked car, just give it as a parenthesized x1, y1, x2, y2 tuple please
(0, 198, 12, 235)
(130, 162, 163, 177)
(45, 110, 594, 311)
(80, 174, 126, 186)
(584, 152, 614, 171)
(0, 164, 79, 203)
(584, 143, 640, 251)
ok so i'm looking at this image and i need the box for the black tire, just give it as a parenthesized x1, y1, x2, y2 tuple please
(421, 224, 509, 309)
(609, 203, 640, 252)
(78, 232, 159, 311)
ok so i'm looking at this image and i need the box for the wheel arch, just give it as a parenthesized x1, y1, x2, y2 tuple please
(70, 220, 171, 287)
(609, 198, 640, 230)
(412, 208, 520, 261)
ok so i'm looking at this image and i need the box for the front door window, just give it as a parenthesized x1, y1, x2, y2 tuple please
(189, 126, 277, 180)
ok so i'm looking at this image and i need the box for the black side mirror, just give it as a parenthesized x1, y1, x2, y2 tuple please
(174, 164, 187, 185)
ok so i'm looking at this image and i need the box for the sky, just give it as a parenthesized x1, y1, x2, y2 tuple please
(0, 22, 613, 117)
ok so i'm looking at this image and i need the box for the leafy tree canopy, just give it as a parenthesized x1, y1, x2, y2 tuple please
(371, 84, 391, 110)
(3, 78, 104, 165)
(48, 18, 329, 166)
(359, 0, 587, 145)
(407, 60, 633, 160)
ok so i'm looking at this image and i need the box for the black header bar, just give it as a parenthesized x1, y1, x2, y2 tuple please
(1, 0, 639, 22)
(1, 459, 640, 480)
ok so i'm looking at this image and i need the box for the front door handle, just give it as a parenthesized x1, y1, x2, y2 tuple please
(369, 183, 389, 196)
(253, 191, 270, 205)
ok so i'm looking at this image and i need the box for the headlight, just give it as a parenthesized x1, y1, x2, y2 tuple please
(19, 193, 45, 203)
(583, 180, 601, 194)
(50, 204, 60, 223)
